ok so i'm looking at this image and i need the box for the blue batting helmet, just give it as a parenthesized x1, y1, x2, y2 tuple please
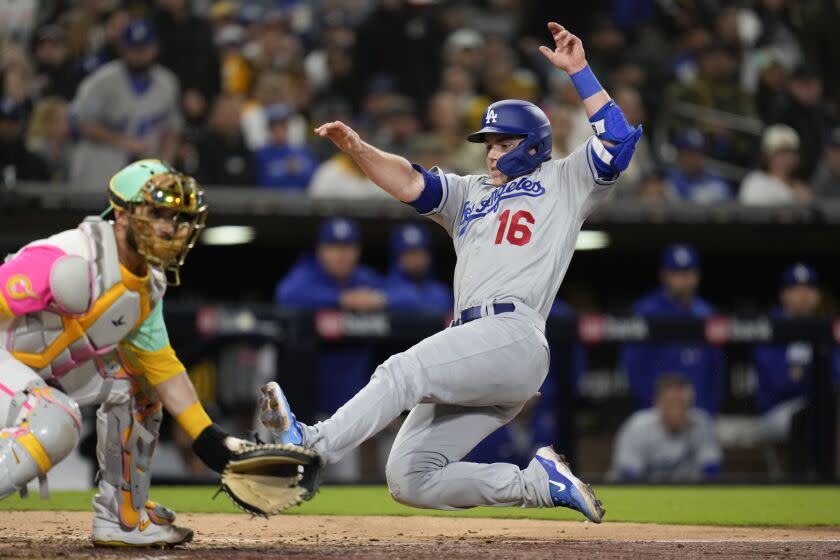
(467, 99, 552, 178)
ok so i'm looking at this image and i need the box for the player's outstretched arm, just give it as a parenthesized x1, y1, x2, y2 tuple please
(539, 21, 642, 178)
(315, 121, 424, 203)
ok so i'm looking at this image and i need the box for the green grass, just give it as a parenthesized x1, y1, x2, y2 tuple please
(1, 486, 837, 526)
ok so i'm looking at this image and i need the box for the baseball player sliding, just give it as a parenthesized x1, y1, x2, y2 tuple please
(0, 160, 248, 546)
(261, 22, 641, 520)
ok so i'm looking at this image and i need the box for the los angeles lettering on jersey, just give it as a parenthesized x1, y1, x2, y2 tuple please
(457, 176, 546, 236)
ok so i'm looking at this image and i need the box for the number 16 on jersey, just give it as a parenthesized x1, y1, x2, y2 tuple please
(495, 209, 534, 246)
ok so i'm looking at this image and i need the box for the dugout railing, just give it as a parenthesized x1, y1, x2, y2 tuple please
(163, 304, 839, 484)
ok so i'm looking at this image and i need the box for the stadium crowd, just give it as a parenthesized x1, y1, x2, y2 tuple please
(2, 0, 838, 484)
(1, 0, 840, 204)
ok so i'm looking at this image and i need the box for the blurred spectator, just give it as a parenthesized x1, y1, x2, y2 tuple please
(0, 97, 49, 186)
(664, 129, 733, 203)
(426, 92, 483, 174)
(811, 127, 840, 198)
(373, 95, 421, 155)
(31, 25, 79, 101)
(216, 24, 254, 97)
(254, 104, 318, 189)
(309, 126, 388, 199)
(665, 44, 758, 166)
(26, 97, 71, 181)
(767, 65, 834, 180)
(739, 125, 813, 205)
(609, 374, 722, 482)
(241, 70, 307, 150)
(637, 170, 669, 202)
(275, 217, 386, 312)
(190, 94, 254, 186)
(385, 223, 452, 313)
(69, 19, 181, 189)
(544, 100, 575, 160)
(753, 264, 840, 443)
(753, 54, 789, 123)
(353, 0, 445, 110)
(154, 0, 220, 124)
(620, 244, 725, 414)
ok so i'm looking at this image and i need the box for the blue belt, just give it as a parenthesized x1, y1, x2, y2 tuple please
(453, 302, 515, 326)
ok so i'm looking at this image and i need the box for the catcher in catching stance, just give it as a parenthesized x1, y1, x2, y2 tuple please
(0, 160, 250, 546)
(256, 23, 642, 520)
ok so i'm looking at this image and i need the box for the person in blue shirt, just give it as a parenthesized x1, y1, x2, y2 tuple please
(665, 129, 733, 204)
(254, 104, 319, 189)
(275, 217, 386, 418)
(385, 222, 452, 313)
(753, 263, 840, 443)
(620, 244, 725, 414)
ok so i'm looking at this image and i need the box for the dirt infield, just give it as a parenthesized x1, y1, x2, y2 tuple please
(0, 511, 837, 559)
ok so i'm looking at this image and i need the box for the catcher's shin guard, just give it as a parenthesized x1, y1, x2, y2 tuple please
(0, 380, 82, 499)
(93, 381, 172, 530)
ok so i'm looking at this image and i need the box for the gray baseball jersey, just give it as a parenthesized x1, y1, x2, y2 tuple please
(610, 408, 722, 482)
(300, 136, 619, 510)
(70, 61, 182, 189)
(424, 137, 615, 319)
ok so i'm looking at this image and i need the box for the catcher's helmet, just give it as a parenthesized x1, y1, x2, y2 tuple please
(467, 99, 552, 178)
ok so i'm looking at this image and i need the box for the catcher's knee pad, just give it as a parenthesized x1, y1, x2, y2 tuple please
(94, 387, 163, 530)
(385, 451, 445, 509)
(0, 380, 82, 499)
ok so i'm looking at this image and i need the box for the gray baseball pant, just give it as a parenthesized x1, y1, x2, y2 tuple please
(302, 304, 555, 509)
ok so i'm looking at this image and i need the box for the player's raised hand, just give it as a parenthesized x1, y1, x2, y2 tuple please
(538, 22, 587, 75)
(314, 121, 364, 154)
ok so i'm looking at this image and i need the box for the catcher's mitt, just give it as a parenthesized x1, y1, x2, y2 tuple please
(219, 443, 322, 517)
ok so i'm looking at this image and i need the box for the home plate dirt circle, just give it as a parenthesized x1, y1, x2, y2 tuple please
(0, 511, 836, 559)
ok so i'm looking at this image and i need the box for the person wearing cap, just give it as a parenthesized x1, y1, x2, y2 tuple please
(810, 127, 840, 198)
(254, 104, 319, 189)
(739, 124, 814, 205)
(620, 244, 725, 414)
(0, 97, 49, 185)
(274, 217, 386, 479)
(664, 129, 732, 204)
(385, 223, 452, 313)
(753, 264, 840, 444)
(0, 159, 250, 546)
(69, 19, 181, 190)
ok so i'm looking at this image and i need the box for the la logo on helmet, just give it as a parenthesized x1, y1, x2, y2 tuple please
(485, 108, 498, 124)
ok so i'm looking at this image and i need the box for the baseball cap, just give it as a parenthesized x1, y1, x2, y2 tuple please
(391, 223, 430, 256)
(121, 19, 157, 47)
(761, 124, 799, 154)
(673, 129, 705, 152)
(318, 217, 361, 246)
(266, 104, 293, 125)
(0, 97, 23, 121)
(661, 243, 700, 271)
(781, 263, 818, 289)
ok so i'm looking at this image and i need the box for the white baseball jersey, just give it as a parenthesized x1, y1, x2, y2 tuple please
(424, 137, 615, 319)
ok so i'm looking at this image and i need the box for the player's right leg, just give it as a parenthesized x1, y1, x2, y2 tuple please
(0, 350, 82, 499)
(90, 373, 193, 547)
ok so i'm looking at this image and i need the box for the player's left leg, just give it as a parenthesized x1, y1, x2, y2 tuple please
(384, 402, 604, 522)
(90, 372, 192, 547)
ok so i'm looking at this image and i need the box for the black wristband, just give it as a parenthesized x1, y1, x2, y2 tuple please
(192, 423, 231, 473)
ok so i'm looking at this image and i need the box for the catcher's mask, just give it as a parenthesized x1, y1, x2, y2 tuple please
(106, 159, 207, 286)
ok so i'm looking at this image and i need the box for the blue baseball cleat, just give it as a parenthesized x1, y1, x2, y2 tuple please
(534, 446, 605, 523)
(259, 381, 304, 446)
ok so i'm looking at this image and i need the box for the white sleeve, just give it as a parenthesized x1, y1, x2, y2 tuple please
(423, 167, 469, 237)
(551, 138, 618, 220)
